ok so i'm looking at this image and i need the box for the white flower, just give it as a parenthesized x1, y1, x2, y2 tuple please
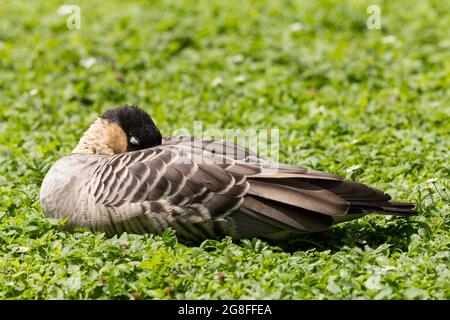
(57, 5, 72, 15)
(234, 75, 246, 83)
(289, 22, 304, 32)
(382, 266, 396, 272)
(318, 105, 326, 113)
(29, 89, 38, 96)
(346, 164, 362, 173)
(211, 76, 223, 87)
(80, 57, 96, 69)
(382, 35, 396, 44)
(427, 178, 438, 187)
(18, 246, 29, 253)
(373, 266, 396, 276)
(230, 54, 244, 64)
(365, 275, 381, 290)
(430, 101, 440, 107)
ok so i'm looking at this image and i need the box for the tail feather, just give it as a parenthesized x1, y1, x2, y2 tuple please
(247, 179, 349, 216)
(350, 203, 417, 216)
(232, 166, 417, 237)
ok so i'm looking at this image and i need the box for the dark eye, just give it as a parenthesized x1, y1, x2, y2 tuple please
(129, 136, 139, 145)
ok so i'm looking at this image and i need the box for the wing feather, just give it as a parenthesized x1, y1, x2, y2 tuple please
(85, 136, 415, 240)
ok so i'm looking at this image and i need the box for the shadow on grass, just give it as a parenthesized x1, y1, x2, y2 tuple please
(177, 216, 423, 255)
(266, 217, 421, 253)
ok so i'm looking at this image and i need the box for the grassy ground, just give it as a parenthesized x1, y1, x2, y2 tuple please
(0, 0, 449, 299)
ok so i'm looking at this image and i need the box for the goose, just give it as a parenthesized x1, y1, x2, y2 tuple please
(40, 105, 416, 241)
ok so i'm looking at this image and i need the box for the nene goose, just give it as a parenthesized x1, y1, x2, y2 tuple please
(40, 105, 416, 241)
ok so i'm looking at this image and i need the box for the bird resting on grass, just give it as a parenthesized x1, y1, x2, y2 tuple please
(40, 105, 416, 241)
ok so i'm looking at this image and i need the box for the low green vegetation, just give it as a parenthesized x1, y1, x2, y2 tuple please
(0, 0, 448, 299)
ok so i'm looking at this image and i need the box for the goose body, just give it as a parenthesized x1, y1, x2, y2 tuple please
(40, 106, 416, 241)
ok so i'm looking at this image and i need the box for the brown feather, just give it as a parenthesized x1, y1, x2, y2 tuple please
(248, 179, 349, 216)
(240, 196, 333, 232)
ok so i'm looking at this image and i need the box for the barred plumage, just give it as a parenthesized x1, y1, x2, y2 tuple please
(40, 106, 417, 241)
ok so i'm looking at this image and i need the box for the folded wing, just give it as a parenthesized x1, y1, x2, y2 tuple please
(88, 136, 416, 240)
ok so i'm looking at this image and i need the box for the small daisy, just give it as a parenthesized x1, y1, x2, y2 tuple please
(57, 5, 72, 15)
(430, 101, 440, 107)
(289, 22, 304, 32)
(234, 75, 246, 83)
(346, 164, 362, 173)
(230, 54, 244, 64)
(211, 76, 223, 87)
(80, 57, 96, 69)
(426, 178, 438, 187)
(18, 246, 29, 253)
(382, 35, 396, 44)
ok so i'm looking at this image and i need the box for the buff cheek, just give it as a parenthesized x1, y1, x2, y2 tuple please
(106, 122, 128, 154)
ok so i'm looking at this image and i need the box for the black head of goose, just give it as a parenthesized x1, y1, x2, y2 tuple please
(40, 105, 417, 242)
(71, 105, 162, 155)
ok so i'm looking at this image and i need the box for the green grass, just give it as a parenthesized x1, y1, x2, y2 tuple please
(0, 0, 449, 299)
